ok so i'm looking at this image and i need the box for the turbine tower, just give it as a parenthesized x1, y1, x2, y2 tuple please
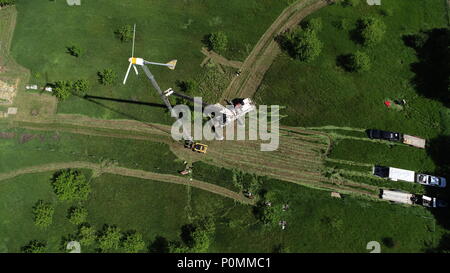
(122, 24, 178, 116)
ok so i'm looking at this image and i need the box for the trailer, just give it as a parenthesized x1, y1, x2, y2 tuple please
(380, 189, 447, 208)
(373, 166, 415, 182)
(402, 135, 426, 149)
(381, 189, 414, 205)
(366, 129, 426, 148)
(373, 165, 446, 188)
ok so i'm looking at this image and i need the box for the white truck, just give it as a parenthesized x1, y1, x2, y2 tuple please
(380, 189, 447, 208)
(373, 165, 447, 188)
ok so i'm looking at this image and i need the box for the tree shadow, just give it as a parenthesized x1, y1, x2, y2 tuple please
(425, 233, 450, 253)
(180, 224, 196, 248)
(81, 95, 142, 121)
(84, 95, 167, 108)
(349, 26, 363, 45)
(336, 54, 353, 71)
(425, 135, 450, 252)
(403, 28, 450, 107)
(148, 236, 169, 253)
(201, 34, 212, 50)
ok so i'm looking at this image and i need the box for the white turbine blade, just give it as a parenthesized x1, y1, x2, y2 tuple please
(131, 24, 136, 57)
(123, 62, 133, 85)
(133, 64, 138, 75)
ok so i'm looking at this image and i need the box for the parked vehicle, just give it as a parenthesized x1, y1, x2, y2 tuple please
(380, 189, 447, 208)
(366, 129, 426, 148)
(373, 165, 446, 188)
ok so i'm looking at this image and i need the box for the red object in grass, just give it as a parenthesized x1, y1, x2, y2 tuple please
(384, 100, 392, 107)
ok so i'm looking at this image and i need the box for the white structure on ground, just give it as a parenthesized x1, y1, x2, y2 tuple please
(67, 0, 81, 6)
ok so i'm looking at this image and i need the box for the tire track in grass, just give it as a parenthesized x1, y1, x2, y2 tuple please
(221, 0, 335, 101)
(0, 162, 253, 205)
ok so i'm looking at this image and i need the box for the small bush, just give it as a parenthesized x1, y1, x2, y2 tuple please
(339, 51, 371, 72)
(279, 28, 323, 62)
(32, 200, 54, 228)
(98, 69, 117, 85)
(302, 17, 323, 32)
(72, 79, 89, 96)
(115, 25, 133, 42)
(98, 225, 122, 252)
(122, 232, 146, 253)
(206, 31, 228, 53)
(21, 240, 46, 253)
(68, 206, 88, 225)
(53, 80, 73, 100)
(67, 45, 83, 57)
(52, 169, 91, 202)
(78, 224, 97, 247)
(355, 16, 386, 46)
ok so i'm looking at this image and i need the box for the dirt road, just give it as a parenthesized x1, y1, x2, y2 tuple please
(220, 0, 333, 102)
(0, 161, 254, 204)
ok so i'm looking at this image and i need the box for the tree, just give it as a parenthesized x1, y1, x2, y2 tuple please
(340, 51, 371, 72)
(207, 31, 228, 53)
(303, 17, 322, 32)
(115, 25, 133, 42)
(177, 79, 199, 94)
(67, 45, 83, 57)
(98, 225, 122, 252)
(52, 169, 91, 202)
(122, 232, 146, 253)
(247, 174, 262, 194)
(168, 241, 190, 253)
(78, 224, 97, 247)
(170, 217, 215, 253)
(32, 200, 54, 228)
(68, 206, 88, 225)
(21, 240, 46, 253)
(72, 79, 89, 96)
(53, 80, 73, 100)
(280, 28, 323, 62)
(0, 0, 15, 7)
(98, 69, 117, 85)
(187, 217, 215, 253)
(356, 16, 386, 46)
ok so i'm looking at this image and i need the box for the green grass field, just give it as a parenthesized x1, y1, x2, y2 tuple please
(0, 127, 183, 174)
(254, 0, 450, 249)
(11, 0, 289, 123)
(2, 0, 449, 253)
(256, 0, 448, 138)
(0, 171, 439, 253)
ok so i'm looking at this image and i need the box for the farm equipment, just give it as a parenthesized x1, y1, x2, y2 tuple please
(184, 140, 208, 154)
(164, 88, 256, 128)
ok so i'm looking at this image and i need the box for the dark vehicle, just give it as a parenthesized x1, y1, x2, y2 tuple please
(366, 129, 401, 141)
(373, 165, 390, 178)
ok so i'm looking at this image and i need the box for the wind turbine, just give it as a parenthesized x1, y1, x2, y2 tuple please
(122, 24, 178, 115)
